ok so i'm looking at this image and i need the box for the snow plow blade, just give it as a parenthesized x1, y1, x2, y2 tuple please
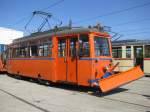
(99, 66, 144, 93)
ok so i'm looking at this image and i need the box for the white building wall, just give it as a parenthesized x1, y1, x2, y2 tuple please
(122, 46, 126, 58)
(131, 45, 134, 59)
(113, 59, 134, 71)
(113, 45, 134, 72)
(0, 27, 23, 44)
(144, 59, 150, 75)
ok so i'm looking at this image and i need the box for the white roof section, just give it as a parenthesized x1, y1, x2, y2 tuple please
(0, 27, 23, 44)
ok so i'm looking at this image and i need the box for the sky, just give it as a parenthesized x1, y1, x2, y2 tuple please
(0, 27, 23, 44)
(0, 0, 150, 40)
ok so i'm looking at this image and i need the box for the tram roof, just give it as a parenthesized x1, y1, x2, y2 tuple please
(13, 27, 109, 44)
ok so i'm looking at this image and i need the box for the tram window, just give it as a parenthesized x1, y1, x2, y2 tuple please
(38, 40, 52, 57)
(58, 39, 66, 57)
(94, 37, 110, 56)
(8, 48, 13, 58)
(48, 40, 53, 56)
(14, 48, 20, 58)
(44, 40, 52, 56)
(43, 43, 49, 56)
(12, 47, 28, 58)
(70, 38, 77, 57)
(31, 46, 38, 56)
(79, 35, 90, 57)
(20, 47, 28, 57)
(38, 45, 44, 56)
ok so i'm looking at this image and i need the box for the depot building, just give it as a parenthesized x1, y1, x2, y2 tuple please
(112, 39, 150, 76)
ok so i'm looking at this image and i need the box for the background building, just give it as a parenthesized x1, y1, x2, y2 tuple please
(112, 39, 150, 76)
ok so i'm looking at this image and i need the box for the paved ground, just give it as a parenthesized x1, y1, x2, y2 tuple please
(0, 74, 150, 112)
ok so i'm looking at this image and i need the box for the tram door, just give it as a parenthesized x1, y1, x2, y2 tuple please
(67, 37, 78, 83)
(57, 37, 78, 83)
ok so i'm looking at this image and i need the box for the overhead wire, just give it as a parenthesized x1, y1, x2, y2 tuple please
(110, 18, 150, 27)
(24, 15, 35, 30)
(9, 14, 32, 27)
(8, 0, 150, 40)
(9, 0, 64, 28)
(71, 1, 150, 40)
(110, 18, 150, 38)
(51, 16, 62, 26)
(73, 1, 150, 24)
(123, 31, 150, 36)
(109, 18, 150, 38)
(40, 0, 64, 11)
(116, 26, 150, 32)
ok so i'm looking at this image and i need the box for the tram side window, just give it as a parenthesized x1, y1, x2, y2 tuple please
(13, 48, 20, 58)
(79, 35, 90, 57)
(13, 47, 28, 58)
(31, 46, 38, 56)
(20, 47, 28, 57)
(8, 48, 13, 58)
(43, 44, 49, 56)
(44, 40, 52, 56)
(38, 40, 52, 57)
(38, 45, 44, 56)
(58, 39, 66, 57)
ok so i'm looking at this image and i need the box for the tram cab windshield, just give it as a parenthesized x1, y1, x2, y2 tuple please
(78, 34, 111, 58)
(94, 36, 110, 57)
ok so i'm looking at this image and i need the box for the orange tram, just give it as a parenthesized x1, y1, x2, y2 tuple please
(0, 58, 4, 72)
(1, 26, 144, 92)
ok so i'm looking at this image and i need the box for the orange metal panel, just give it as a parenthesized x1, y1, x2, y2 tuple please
(7, 58, 54, 80)
(99, 66, 144, 92)
(56, 58, 67, 81)
(67, 57, 77, 83)
(0, 59, 3, 71)
(77, 60, 92, 86)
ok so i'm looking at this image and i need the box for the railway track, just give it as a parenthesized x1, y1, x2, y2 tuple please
(0, 74, 150, 111)
(0, 81, 150, 110)
(0, 87, 150, 111)
(0, 88, 50, 112)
